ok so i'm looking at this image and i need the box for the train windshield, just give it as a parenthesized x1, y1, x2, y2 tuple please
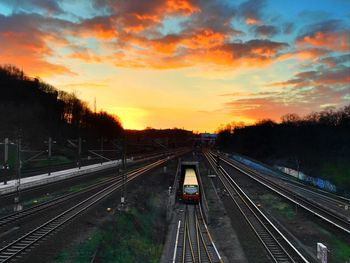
(184, 185, 198, 194)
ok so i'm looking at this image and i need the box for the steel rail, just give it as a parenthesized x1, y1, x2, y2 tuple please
(0, 149, 185, 226)
(197, 204, 223, 263)
(195, 206, 213, 263)
(212, 152, 350, 234)
(0, 152, 184, 262)
(176, 203, 221, 263)
(217, 153, 350, 206)
(182, 205, 196, 263)
(0, 156, 170, 228)
(0, 177, 117, 227)
(205, 151, 309, 263)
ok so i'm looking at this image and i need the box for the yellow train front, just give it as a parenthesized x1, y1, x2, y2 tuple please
(182, 168, 200, 203)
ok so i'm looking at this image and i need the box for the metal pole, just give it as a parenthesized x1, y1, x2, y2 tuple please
(15, 137, 22, 211)
(78, 137, 82, 169)
(17, 138, 21, 187)
(4, 138, 8, 185)
(296, 158, 300, 179)
(48, 137, 52, 175)
(4, 138, 8, 164)
(121, 136, 127, 206)
(100, 136, 103, 165)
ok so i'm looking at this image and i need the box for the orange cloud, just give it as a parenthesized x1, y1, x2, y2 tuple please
(68, 52, 102, 63)
(89, 25, 117, 39)
(0, 31, 74, 77)
(110, 30, 287, 69)
(78, 16, 118, 39)
(182, 29, 225, 49)
(98, 0, 199, 34)
(245, 17, 260, 25)
(123, 13, 160, 33)
(151, 35, 181, 54)
(166, 0, 200, 15)
(297, 31, 350, 52)
(278, 48, 330, 62)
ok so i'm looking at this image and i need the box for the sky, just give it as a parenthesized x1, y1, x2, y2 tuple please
(0, 0, 349, 132)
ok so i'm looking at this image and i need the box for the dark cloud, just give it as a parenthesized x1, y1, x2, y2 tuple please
(0, 0, 346, 73)
(226, 39, 288, 59)
(298, 19, 345, 37)
(271, 66, 350, 88)
(319, 54, 350, 67)
(252, 25, 279, 37)
(238, 0, 266, 24)
(181, 0, 238, 34)
(30, 0, 63, 14)
(295, 19, 349, 53)
(92, 0, 200, 33)
(0, 0, 63, 15)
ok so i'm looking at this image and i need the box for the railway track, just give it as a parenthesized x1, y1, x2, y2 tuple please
(210, 151, 350, 234)
(0, 150, 178, 200)
(174, 204, 222, 263)
(0, 160, 161, 228)
(0, 151, 186, 262)
(204, 151, 309, 263)
(0, 150, 185, 227)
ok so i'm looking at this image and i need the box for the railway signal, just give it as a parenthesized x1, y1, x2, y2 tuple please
(317, 243, 328, 263)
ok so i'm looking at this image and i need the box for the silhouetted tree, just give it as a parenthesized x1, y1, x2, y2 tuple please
(217, 105, 350, 190)
(0, 64, 123, 144)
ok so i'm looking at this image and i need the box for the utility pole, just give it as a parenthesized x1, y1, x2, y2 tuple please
(3, 138, 8, 185)
(48, 137, 52, 175)
(100, 136, 103, 165)
(78, 137, 82, 169)
(14, 136, 22, 211)
(121, 136, 127, 207)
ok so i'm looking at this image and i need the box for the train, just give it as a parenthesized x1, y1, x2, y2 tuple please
(182, 168, 200, 203)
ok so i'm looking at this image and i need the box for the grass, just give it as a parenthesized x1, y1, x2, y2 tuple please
(315, 226, 350, 263)
(331, 239, 350, 262)
(259, 193, 296, 220)
(54, 232, 103, 263)
(259, 194, 350, 262)
(54, 194, 165, 263)
(319, 160, 350, 190)
(21, 194, 57, 208)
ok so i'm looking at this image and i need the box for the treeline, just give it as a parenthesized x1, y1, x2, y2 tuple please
(0, 64, 123, 144)
(216, 106, 350, 189)
(126, 127, 193, 151)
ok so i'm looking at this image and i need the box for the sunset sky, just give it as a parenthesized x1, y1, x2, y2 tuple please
(0, 0, 349, 132)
